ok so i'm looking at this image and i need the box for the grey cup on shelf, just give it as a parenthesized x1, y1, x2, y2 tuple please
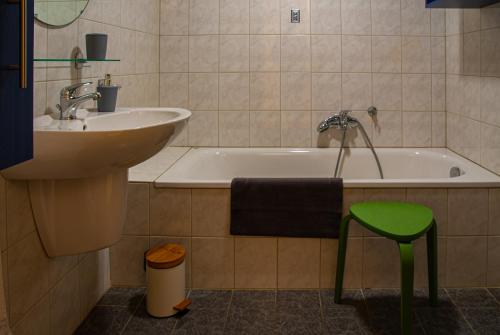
(86, 33, 108, 59)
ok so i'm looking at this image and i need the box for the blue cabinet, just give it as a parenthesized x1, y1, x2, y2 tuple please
(0, 0, 34, 169)
(426, 0, 500, 8)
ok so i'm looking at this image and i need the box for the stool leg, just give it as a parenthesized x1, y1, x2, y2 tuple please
(426, 219, 438, 306)
(399, 242, 414, 335)
(334, 215, 351, 304)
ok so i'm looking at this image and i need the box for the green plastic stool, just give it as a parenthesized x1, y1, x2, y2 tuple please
(334, 202, 438, 335)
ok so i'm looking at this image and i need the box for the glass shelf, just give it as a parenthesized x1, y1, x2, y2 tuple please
(34, 58, 120, 62)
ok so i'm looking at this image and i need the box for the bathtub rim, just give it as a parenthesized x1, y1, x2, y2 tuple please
(153, 147, 500, 189)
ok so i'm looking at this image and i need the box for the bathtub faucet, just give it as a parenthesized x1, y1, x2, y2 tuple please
(317, 107, 384, 179)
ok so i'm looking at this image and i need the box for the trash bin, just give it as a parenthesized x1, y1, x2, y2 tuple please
(145, 243, 191, 317)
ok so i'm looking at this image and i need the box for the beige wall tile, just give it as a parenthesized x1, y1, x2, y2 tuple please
(12, 294, 50, 335)
(401, 0, 430, 35)
(432, 112, 446, 146)
(464, 32, 480, 76)
(341, 0, 371, 35)
(281, 111, 312, 147)
(311, 35, 342, 73)
(281, 35, 311, 72)
(311, 0, 341, 34)
(188, 111, 219, 146)
(78, 250, 109, 318)
(150, 188, 191, 236)
(446, 34, 463, 75)
(312, 73, 341, 111)
(110, 236, 149, 286)
(342, 35, 371, 73)
(6, 181, 36, 248)
(189, 73, 219, 111)
(220, 0, 249, 34)
(161, 0, 189, 35)
(487, 236, 500, 286)
(402, 112, 432, 147)
(192, 189, 230, 237)
(320, 238, 362, 289)
(250, 111, 281, 147)
(490, 189, 500, 235)
(446, 236, 487, 287)
(480, 123, 500, 175)
(249, 0, 280, 34)
(189, 35, 219, 73)
(372, 36, 402, 73)
(189, 0, 219, 35)
(48, 255, 78, 288)
(372, 0, 401, 35)
(278, 238, 320, 288)
(431, 9, 446, 36)
(160, 73, 188, 108)
(8, 232, 49, 325)
(432, 74, 446, 112)
(407, 189, 448, 235)
(124, 183, 149, 236)
(448, 189, 488, 236)
(220, 35, 249, 72)
(249, 35, 281, 72)
(481, 28, 500, 77)
(342, 73, 372, 110)
(480, 76, 500, 128)
(160, 36, 188, 73)
(150, 237, 192, 288)
(235, 237, 277, 289)
(219, 73, 250, 111)
(373, 110, 403, 147)
(402, 36, 431, 74)
(191, 237, 234, 288)
(250, 73, 281, 111)
(49, 267, 80, 335)
(281, 0, 310, 35)
(342, 189, 365, 237)
(281, 72, 311, 111)
(363, 238, 400, 288)
(431, 37, 446, 74)
(219, 111, 250, 147)
(372, 74, 402, 111)
(402, 74, 432, 112)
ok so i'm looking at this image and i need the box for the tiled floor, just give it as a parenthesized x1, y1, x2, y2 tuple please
(75, 287, 500, 335)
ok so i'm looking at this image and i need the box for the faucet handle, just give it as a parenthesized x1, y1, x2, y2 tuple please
(60, 82, 92, 98)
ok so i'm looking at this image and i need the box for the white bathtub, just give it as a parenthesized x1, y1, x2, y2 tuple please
(156, 148, 500, 188)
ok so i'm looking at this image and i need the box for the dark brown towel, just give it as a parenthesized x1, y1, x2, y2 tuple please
(230, 178, 343, 238)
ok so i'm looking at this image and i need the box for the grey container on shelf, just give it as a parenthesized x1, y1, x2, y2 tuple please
(86, 33, 108, 59)
(97, 85, 121, 113)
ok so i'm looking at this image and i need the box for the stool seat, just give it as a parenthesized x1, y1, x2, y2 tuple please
(350, 202, 434, 241)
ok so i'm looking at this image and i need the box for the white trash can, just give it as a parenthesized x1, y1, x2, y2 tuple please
(146, 243, 191, 317)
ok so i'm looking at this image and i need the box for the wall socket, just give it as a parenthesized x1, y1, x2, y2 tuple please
(291, 9, 300, 23)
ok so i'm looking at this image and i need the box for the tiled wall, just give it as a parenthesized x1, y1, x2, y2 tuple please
(34, 0, 161, 118)
(0, 176, 109, 334)
(111, 184, 500, 289)
(446, 7, 500, 176)
(160, 0, 447, 148)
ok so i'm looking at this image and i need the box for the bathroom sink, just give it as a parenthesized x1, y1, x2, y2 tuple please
(1, 108, 191, 180)
(0, 107, 190, 257)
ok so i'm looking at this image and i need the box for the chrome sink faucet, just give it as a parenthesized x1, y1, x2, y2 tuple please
(317, 107, 384, 179)
(56, 82, 101, 120)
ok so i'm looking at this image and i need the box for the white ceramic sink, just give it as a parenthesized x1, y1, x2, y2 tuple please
(2, 108, 191, 180)
(0, 107, 190, 257)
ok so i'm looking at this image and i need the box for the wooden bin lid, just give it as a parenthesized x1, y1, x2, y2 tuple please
(146, 243, 186, 269)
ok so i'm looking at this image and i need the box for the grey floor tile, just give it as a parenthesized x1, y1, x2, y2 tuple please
(320, 289, 364, 310)
(97, 287, 146, 308)
(224, 307, 280, 335)
(74, 306, 132, 335)
(187, 290, 233, 310)
(416, 307, 474, 335)
(322, 314, 366, 335)
(172, 308, 227, 335)
(461, 307, 500, 335)
(488, 288, 500, 303)
(277, 290, 321, 309)
(447, 288, 500, 308)
(122, 300, 177, 335)
(231, 290, 276, 309)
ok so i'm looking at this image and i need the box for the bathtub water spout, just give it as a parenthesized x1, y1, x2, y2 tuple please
(317, 108, 384, 179)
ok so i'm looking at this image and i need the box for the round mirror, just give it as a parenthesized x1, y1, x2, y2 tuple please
(35, 0, 89, 27)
